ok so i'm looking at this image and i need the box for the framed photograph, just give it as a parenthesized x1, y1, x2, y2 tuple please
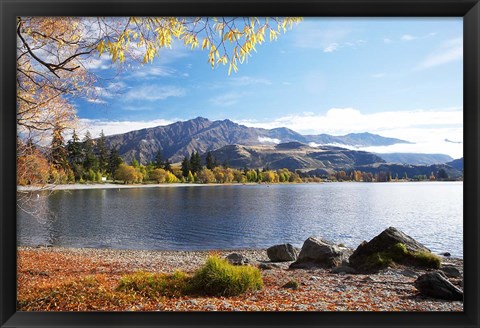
(1, 0, 479, 327)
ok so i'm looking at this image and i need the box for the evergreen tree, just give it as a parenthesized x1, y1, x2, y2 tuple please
(181, 155, 191, 177)
(163, 159, 172, 172)
(154, 151, 163, 168)
(190, 151, 202, 173)
(67, 130, 82, 165)
(206, 151, 216, 170)
(97, 130, 108, 174)
(66, 130, 84, 180)
(107, 147, 123, 177)
(82, 130, 97, 171)
(50, 122, 68, 169)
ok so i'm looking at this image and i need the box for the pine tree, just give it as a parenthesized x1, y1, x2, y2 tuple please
(107, 147, 123, 177)
(97, 130, 108, 174)
(154, 151, 163, 168)
(206, 151, 216, 170)
(50, 122, 68, 169)
(181, 155, 191, 177)
(83, 130, 97, 171)
(67, 130, 82, 165)
(163, 160, 172, 172)
(190, 151, 202, 173)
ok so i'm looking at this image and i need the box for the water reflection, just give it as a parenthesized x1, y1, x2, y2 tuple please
(17, 182, 463, 257)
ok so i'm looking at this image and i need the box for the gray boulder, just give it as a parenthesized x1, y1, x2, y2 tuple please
(225, 253, 249, 265)
(331, 265, 357, 274)
(349, 226, 432, 272)
(289, 236, 353, 269)
(440, 265, 462, 278)
(267, 243, 298, 262)
(414, 271, 463, 301)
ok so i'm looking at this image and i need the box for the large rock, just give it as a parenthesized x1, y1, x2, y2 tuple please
(225, 253, 249, 265)
(267, 244, 298, 262)
(289, 236, 352, 269)
(414, 271, 463, 301)
(348, 227, 432, 272)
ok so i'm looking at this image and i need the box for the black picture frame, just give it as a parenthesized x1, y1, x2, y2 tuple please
(1, 0, 479, 327)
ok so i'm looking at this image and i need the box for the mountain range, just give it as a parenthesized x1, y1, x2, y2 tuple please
(100, 117, 462, 178)
(102, 117, 411, 164)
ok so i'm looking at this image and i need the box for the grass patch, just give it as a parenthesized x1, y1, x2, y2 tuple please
(411, 251, 441, 269)
(117, 270, 189, 298)
(190, 255, 263, 296)
(117, 256, 263, 298)
(18, 275, 134, 311)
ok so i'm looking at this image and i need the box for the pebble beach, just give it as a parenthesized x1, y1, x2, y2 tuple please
(17, 246, 463, 312)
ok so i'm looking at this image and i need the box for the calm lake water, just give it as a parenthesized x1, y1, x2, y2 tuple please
(17, 182, 463, 257)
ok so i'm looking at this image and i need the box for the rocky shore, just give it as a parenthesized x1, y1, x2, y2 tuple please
(18, 241, 463, 311)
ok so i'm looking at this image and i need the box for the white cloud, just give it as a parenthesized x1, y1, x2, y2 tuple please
(258, 137, 281, 144)
(86, 98, 107, 104)
(82, 54, 112, 70)
(416, 37, 462, 70)
(293, 25, 351, 49)
(323, 43, 339, 53)
(124, 85, 186, 101)
(235, 107, 463, 158)
(229, 76, 272, 86)
(383, 38, 392, 44)
(401, 32, 436, 42)
(401, 34, 416, 41)
(210, 93, 246, 106)
(76, 118, 175, 138)
(128, 66, 176, 79)
(371, 73, 386, 78)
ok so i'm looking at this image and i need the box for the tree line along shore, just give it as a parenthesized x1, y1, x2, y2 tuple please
(19, 128, 455, 187)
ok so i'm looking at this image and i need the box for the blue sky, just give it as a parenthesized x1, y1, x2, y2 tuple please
(76, 18, 463, 158)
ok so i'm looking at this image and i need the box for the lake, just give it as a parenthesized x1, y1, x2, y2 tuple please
(17, 182, 463, 257)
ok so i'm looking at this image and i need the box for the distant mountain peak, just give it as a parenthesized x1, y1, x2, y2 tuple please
(101, 116, 415, 165)
(191, 116, 210, 122)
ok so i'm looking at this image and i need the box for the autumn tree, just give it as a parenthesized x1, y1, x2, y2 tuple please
(198, 168, 215, 183)
(17, 17, 301, 140)
(115, 164, 142, 184)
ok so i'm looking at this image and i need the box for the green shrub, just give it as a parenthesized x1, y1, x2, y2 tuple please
(190, 255, 263, 296)
(117, 270, 189, 297)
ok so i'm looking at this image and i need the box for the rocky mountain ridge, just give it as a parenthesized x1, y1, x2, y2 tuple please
(102, 117, 411, 164)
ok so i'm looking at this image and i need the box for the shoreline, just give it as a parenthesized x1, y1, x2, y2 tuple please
(18, 245, 463, 261)
(17, 180, 462, 192)
(17, 246, 463, 311)
(17, 182, 246, 191)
